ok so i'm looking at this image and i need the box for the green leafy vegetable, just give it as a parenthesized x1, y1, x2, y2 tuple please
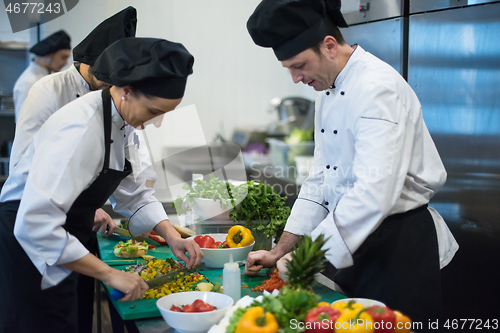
(229, 181, 290, 243)
(226, 286, 319, 333)
(226, 306, 249, 333)
(285, 128, 314, 145)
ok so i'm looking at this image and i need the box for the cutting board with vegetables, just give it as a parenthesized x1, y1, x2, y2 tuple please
(97, 234, 345, 320)
(98, 233, 178, 264)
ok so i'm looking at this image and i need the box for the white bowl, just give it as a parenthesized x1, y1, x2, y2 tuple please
(192, 198, 231, 220)
(157, 291, 234, 333)
(188, 233, 254, 268)
(332, 298, 386, 308)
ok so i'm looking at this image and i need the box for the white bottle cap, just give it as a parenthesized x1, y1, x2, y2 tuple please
(224, 254, 239, 270)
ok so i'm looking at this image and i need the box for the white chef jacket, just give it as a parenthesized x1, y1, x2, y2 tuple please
(285, 46, 458, 270)
(9, 64, 156, 184)
(13, 61, 50, 122)
(0, 91, 168, 289)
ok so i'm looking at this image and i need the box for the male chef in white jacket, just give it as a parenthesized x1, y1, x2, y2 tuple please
(245, 0, 459, 328)
(8, 7, 143, 333)
(13, 30, 71, 121)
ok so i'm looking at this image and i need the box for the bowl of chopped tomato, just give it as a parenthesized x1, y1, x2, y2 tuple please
(189, 233, 254, 268)
(157, 291, 234, 333)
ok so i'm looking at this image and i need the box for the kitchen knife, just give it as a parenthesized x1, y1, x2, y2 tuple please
(110, 262, 206, 301)
(112, 227, 148, 242)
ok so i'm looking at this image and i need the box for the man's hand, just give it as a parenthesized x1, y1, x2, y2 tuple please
(244, 250, 281, 276)
(245, 231, 300, 276)
(93, 208, 116, 236)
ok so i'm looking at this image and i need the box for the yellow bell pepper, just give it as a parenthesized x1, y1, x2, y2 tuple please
(334, 308, 374, 333)
(235, 306, 278, 333)
(332, 300, 365, 316)
(226, 225, 254, 248)
(394, 310, 412, 333)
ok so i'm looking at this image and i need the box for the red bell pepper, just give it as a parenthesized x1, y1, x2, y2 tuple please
(305, 305, 341, 333)
(365, 306, 396, 333)
(194, 235, 215, 248)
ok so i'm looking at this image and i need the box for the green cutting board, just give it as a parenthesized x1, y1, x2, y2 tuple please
(98, 233, 178, 263)
(97, 234, 346, 320)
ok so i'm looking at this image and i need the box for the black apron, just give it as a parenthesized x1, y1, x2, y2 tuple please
(322, 204, 441, 332)
(0, 88, 132, 333)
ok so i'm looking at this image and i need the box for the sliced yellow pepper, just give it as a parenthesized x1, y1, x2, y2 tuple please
(226, 225, 254, 248)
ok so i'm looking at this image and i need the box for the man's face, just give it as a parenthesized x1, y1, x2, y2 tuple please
(87, 66, 111, 91)
(48, 49, 71, 72)
(281, 48, 335, 91)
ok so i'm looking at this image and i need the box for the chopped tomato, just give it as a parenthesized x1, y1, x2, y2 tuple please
(182, 304, 196, 312)
(170, 305, 182, 312)
(196, 303, 214, 312)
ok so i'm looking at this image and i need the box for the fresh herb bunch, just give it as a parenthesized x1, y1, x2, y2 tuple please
(172, 175, 243, 214)
(229, 181, 290, 242)
(172, 177, 290, 242)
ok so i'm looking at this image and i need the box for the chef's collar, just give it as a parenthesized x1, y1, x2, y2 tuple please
(332, 44, 362, 89)
(30, 60, 51, 75)
(70, 64, 91, 95)
(111, 97, 126, 131)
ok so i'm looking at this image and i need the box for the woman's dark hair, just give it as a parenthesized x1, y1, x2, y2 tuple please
(311, 26, 346, 55)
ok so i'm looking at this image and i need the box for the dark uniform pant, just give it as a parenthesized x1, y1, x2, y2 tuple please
(0, 200, 79, 333)
(322, 204, 441, 333)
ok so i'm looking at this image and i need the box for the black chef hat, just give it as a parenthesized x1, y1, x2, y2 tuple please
(29, 30, 71, 56)
(73, 6, 137, 66)
(93, 38, 194, 99)
(247, 0, 348, 61)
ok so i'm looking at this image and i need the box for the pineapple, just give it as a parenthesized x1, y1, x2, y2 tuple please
(285, 234, 329, 291)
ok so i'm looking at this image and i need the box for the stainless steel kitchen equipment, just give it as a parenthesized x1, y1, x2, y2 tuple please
(340, 0, 500, 323)
(341, 0, 407, 77)
(267, 96, 314, 135)
(408, 0, 500, 321)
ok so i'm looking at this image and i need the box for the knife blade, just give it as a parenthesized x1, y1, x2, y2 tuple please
(110, 262, 206, 301)
(112, 227, 148, 242)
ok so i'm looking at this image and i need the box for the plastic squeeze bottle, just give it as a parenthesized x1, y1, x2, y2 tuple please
(223, 254, 241, 302)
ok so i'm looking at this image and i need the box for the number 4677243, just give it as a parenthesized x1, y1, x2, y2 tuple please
(5, 2, 61, 14)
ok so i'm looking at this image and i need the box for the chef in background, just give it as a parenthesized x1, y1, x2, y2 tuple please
(8, 7, 142, 333)
(0, 37, 203, 332)
(13, 30, 71, 121)
(244, 0, 458, 328)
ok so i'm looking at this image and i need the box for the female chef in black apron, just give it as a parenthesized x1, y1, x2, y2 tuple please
(0, 37, 203, 332)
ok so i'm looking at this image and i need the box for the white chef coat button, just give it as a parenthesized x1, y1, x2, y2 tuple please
(76, 94, 80, 98)
(340, 91, 345, 96)
(321, 129, 325, 133)
(333, 130, 338, 134)
(333, 166, 338, 170)
(110, 139, 114, 144)
(325, 201, 329, 205)
(326, 91, 330, 96)
(326, 165, 330, 169)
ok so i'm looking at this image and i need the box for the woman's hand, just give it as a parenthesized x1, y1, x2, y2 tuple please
(154, 220, 204, 269)
(103, 269, 149, 302)
(168, 237, 204, 269)
(93, 208, 116, 235)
